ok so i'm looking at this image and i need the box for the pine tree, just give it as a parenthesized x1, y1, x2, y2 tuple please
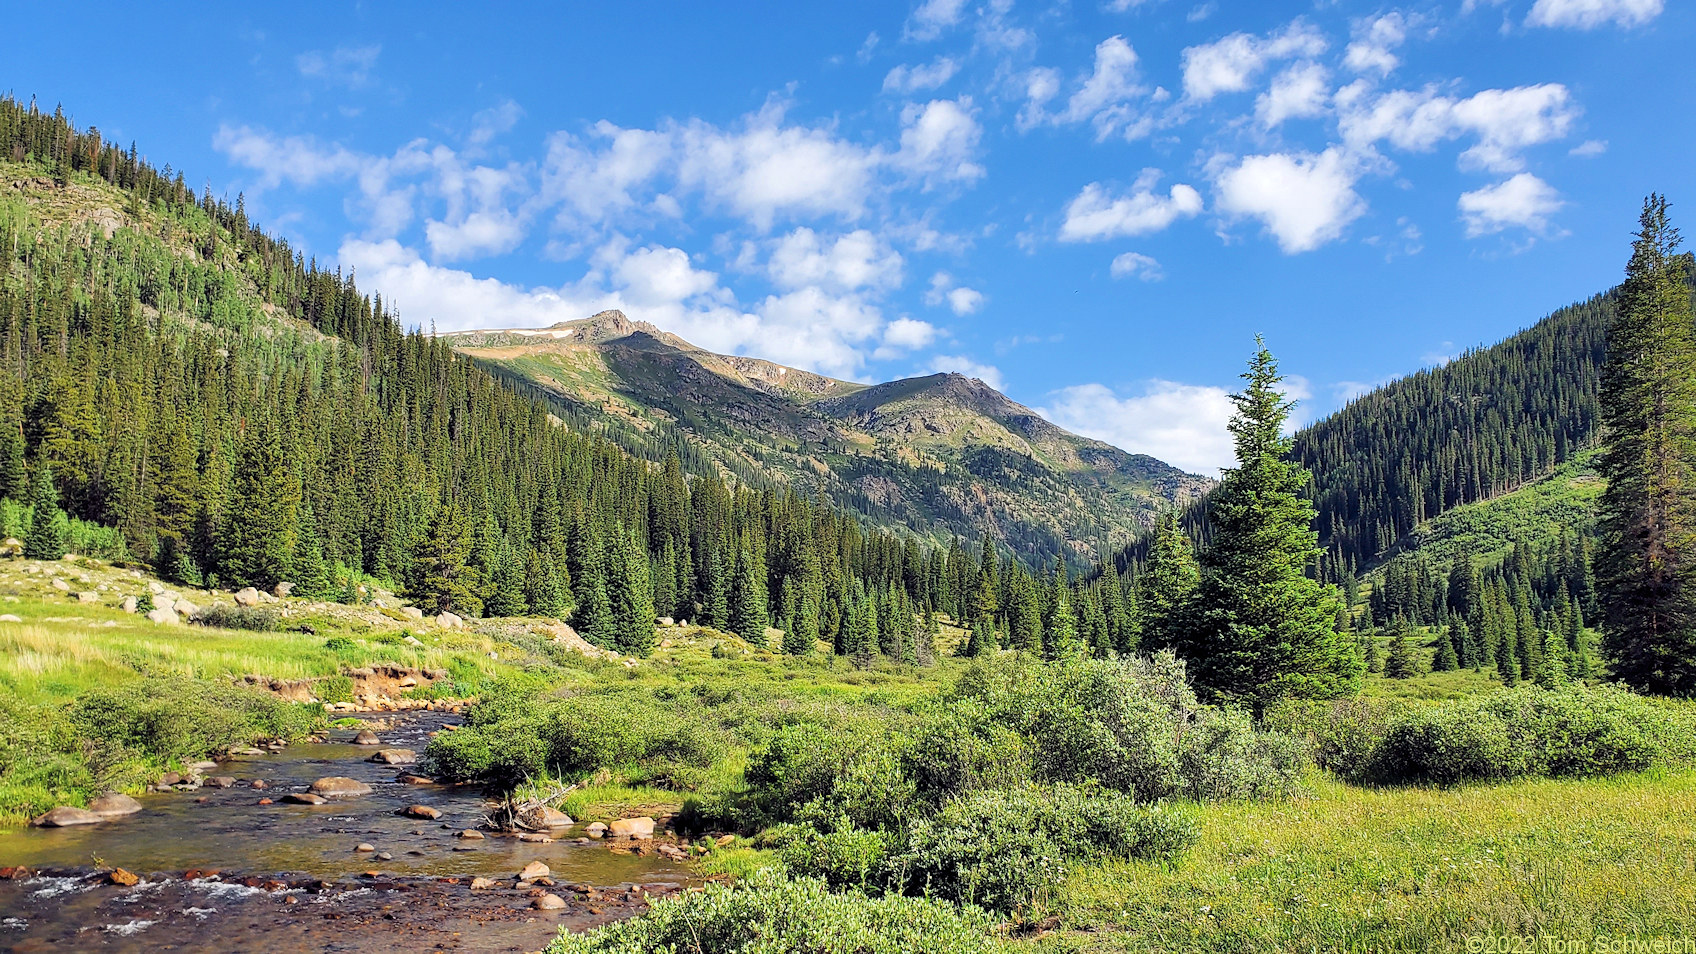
(292, 504, 331, 600)
(484, 538, 529, 617)
(1382, 622, 1420, 679)
(218, 419, 300, 590)
(609, 525, 655, 657)
(1042, 560, 1082, 661)
(1138, 511, 1200, 650)
(1191, 341, 1363, 708)
(524, 548, 568, 619)
(569, 518, 613, 645)
(1441, 619, 1467, 671)
(404, 501, 483, 617)
(23, 465, 68, 560)
(729, 548, 770, 645)
(1536, 630, 1571, 688)
(0, 425, 26, 502)
(1596, 195, 1696, 695)
(850, 588, 877, 667)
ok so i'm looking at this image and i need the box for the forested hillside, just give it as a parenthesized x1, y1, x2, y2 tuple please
(0, 97, 1039, 661)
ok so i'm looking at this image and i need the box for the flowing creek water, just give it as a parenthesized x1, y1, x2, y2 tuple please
(0, 714, 693, 953)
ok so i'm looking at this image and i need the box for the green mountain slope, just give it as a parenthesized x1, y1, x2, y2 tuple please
(448, 314, 1209, 567)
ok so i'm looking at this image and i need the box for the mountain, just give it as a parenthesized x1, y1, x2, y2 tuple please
(446, 313, 1209, 567)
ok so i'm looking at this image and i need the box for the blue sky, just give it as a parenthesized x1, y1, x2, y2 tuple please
(6, 0, 1691, 474)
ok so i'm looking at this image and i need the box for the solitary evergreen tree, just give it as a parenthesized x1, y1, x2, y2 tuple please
(1596, 195, 1696, 695)
(1536, 630, 1571, 688)
(405, 501, 483, 617)
(1382, 622, 1420, 679)
(1191, 340, 1363, 708)
(1042, 560, 1083, 661)
(1432, 622, 1460, 671)
(729, 548, 770, 645)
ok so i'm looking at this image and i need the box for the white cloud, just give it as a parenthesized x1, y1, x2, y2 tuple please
(894, 98, 985, 186)
(883, 57, 961, 94)
(1527, 0, 1662, 29)
(542, 121, 672, 224)
(1062, 36, 1145, 136)
(1344, 13, 1407, 76)
(923, 271, 985, 315)
(1337, 82, 1578, 172)
(296, 45, 381, 88)
(469, 100, 524, 146)
(929, 354, 1005, 390)
(1017, 67, 1064, 130)
(1039, 381, 1236, 476)
(676, 104, 881, 229)
(1458, 173, 1564, 237)
(1059, 170, 1204, 242)
(1257, 62, 1330, 127)
(425, 209, 527, 260)
(212, 125, 364, 189)
(1570, 138, 1607, 157)
(767, 228, 904, 292)
(880, 317, 938, 351)
(905, 0, 968, 41)
(1181, 20, 1327, 102)
(1110, 252, 1164, 281)
(1214, 147, 1366, 253)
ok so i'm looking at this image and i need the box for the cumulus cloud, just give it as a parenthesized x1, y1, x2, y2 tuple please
(883, 57, 961, 94)
(880, 316, 939, 352)
(905, 0, 969, 41)
(1181, 20, 1327, 102)
(1570, 139, 1607, 157)
(1257, 62, 1330, 127)
(767, 228, 904, 292)
(212, 125, 364, 189)
(1458, 173, 1564, 237)
(1038, 381, 1236, 476)
(924, 272, 985, 315)
(1059, 170, 1204, 242)
(675, 105, 881, 229)
(296, 45, 381, 88)
(469, 100, 524, 146)
(1344, 13, 1408, 76)
(1110, 252, 1164, 281)
(1214, 147, 1366, 253)
(929, 354, 1005, 390)
(1526, 0, 1662, 29)
(894, 98, 985, 186)
(1337, 82, 1578, 172)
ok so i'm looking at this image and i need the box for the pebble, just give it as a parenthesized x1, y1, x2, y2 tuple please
(356, 843, 375, 853)
(455, 829, 484, 840)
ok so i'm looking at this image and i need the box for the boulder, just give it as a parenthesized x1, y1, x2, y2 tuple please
(585, 822, 607, 839)
(86, 792, 143, 817)
(658, 844, 688, 861)
(32, 807, 104, 827)
(435, 611, 463, 629)
(353, 730, 381, 746)
(519, 861, 550, 881)
(455, 829, 484, 840)
(76, 590, 98, 603)
(121, 596, 138, 613)
(50, 578, 69, 591)
(518, 833, 553, 843)
(203, 776, 238, 789)
(173, 599, 199, 617)
(608, 816, 656, 839)
(396, 773, 434, 785)
(281, 792, 328, 805)
(401, 805, 441, 820)
(0, 614, 19, 623)
(369, 748, 415, 765)
(107, 868, 140, 887)
(146, 606, 179, 626)
(149, 581, 165, 595)
(518, 806, 574, 830)
(250, 780, 268, 790)
(355, 843, 375, 853)
(234, 587, 262, 607)
(308, 777, 372, 798)
(400, 606, 424, 621)
(158, 772, 182, 786)
(533, 893, 567, 911)
(470, 877, 497, 890)
(273, 582, 295, 598)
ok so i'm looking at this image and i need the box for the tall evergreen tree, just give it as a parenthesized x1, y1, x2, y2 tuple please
(524, 548, 568, 619)
(1138, 512, 1200, 649)
(1191, 340, 1363, 708)
(609, 525, 655, 656)
(404, 501, 483, 617)
(729, 548, 770, 645)
(1042, 560, 1083, 661)
(1382, 621, 1420, 679)
(217, 418, 299, 590)
(1596, 195, 1696, 695)
(23, 464, 68, 560)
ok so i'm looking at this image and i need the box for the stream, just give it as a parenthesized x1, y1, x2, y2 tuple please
(0, 714, 693, 953)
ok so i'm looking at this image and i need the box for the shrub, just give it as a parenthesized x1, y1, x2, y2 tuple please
(956, 652, 1307, 802)
(775, 823, 890, 890)
(904, 707, 1032, 806)
(322, 635, 356, 652)
(71, 677, 323, 768)
(1263, 696, 1408, 779)
(1365, 685, 1696, 785)
(743, 721, 916, 830)
(547, 870, 997, 954)
(315, 674, 354, 704)
(890, 784, 1199, 914)
(197, 604, 280, 632)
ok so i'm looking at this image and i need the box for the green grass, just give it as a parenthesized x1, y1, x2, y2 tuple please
(1046, 769, 1696, 951)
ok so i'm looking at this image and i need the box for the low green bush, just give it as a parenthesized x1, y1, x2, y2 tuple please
(197, 604, 281, 632)
(773, 822, 890, 890)
(891, 783, 1199, 914)
(72, 677, 323, 767)
(1263, 696, 1409, 779)
(1365, 685, 1696, 785)
(547, 870, 998, 954)
(315, 674, 355, 704)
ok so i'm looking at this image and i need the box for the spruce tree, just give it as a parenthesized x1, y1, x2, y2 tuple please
(484, 539, 529, 617)
(1042, 560, 1082, 661)
(23, 465, 68, 560)
(1596, 195, 1696, 695)
(1536, 630, 1571, 688)
(729, 548, 770, 645)
(218, 419, 299, 590)
(0, 426, 26, 502)
(1434, 620, 1463, 671)
(1382, 622, 1420, 679)
(1192, 340, 1363, 708)
(404, 501, 483, 617)
(292, 504, 331, 600)
(1138, 511, 1200, 650)
(569, 518, 613, 645)
(524, 548, 567, 619)
(609, 525, 655, 656)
